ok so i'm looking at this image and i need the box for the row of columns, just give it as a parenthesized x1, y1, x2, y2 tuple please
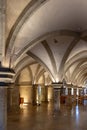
(7, 84, 83, 109)
(7, 84, 49, 108)
(0, 83, 84, 130)
(53, 83, 84, 111)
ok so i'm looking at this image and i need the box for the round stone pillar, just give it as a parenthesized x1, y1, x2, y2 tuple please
(65, 86, 72, 106)
(32, 84, 37, 105)
(52, 82, 62, 112)
(0, 67, 15, 130)
(0, 88, 7, 130)
(7, 88, 12, 111)
(68, 88, 72, 95)
(44, 85, 48, 102)
(0, 0, 15, 129)
(74, 88, 77, 96)
(7, 84, 20, 111)
(37, 85, 42, 105)
(79, 88, 82, 96)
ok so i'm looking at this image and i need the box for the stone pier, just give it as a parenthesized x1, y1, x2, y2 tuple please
(52, 82, 62, 112)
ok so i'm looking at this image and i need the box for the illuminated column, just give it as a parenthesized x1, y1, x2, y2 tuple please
(52, 82, 62, 111)
(71, 88, 74, 95)
(32, 84, 37, 105)
(65, 87, 68, 95)
(37, 85, 41, 105)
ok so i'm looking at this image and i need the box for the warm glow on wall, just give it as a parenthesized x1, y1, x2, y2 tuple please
(2, 60, 9, 68)
(71, 88, 74, 95)
(48, 93, 51, 101)
(48, 87, 53, 101)
(20, 86, 32, 104)
(55, 77, 59, 83)
(77, 88, 79, 96)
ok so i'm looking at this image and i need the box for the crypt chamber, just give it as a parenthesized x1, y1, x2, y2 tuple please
(1, 0, 87, 130)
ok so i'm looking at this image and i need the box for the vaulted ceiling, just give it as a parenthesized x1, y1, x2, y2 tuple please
(5, 0, 87, 87)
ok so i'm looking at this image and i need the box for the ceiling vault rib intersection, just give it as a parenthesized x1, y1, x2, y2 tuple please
(27, 51, 55, 82)
(14, 30, 80, 67)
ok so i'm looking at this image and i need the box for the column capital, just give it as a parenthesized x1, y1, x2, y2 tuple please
(78, 87, 82, 90)
(66, 83, 73, 88)
(52, 82, 63, 89)
(0, 67, 15, 87)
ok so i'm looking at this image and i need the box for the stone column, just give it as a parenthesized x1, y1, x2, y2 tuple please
(0, 0, 6, 62)
(74, 88, 77, 96)
(0, 68, 15, 130)
(11, 85, 20, 110)
(0, 88, 7, 130)
(44, 85, 48, 102)
(52, 83, 62, 112)
(0, 0, 7, 127)
(37, 85, 41, 105)
(65, 88, 73, 106)
(54, 88, 61, 111)
(74, 88, 77, 103)
(68, 88, 71, 95)
(0, 1, 7, 128)
(65, 87, 68, 95)
(7, 88, 12, 111)
(7, 84, 20, 111)
(32, 84, 37, 105)
(79, 88, 82, 96)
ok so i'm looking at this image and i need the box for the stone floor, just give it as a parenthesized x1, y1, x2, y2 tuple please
(7, 102, 87, 130)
